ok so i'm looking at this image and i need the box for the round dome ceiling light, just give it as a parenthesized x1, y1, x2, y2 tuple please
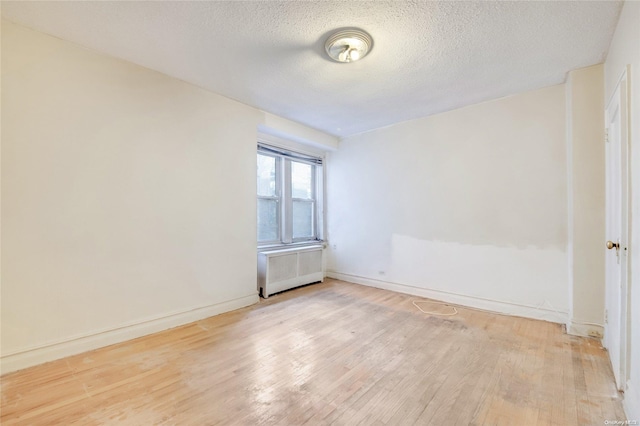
(324, 29, 373, 63)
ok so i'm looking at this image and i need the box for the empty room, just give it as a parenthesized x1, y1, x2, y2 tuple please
(1, 1, 639, 424)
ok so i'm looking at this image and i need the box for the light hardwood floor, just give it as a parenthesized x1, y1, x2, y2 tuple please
(1, 279, 625, 425)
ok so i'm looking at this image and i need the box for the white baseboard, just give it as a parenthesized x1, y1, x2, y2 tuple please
(624, 381, 640, 422)
(1, 293, 259, 375)
(567, 319, 604, 339)
(327, 271, 569, 324)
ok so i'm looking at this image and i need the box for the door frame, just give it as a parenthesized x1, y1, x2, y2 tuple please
(604, 65, 631, 391)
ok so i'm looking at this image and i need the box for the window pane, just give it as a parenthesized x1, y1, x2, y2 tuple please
(257, 154, 276, 197)
(292, 200, 314, 239)
(291, 161, 312, 199)
(258, 198, 278, 242)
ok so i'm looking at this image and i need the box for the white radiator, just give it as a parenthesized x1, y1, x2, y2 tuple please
(258, 245, 324, 298)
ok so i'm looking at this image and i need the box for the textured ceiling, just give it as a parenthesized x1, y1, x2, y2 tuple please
(1, 1, 623, 137)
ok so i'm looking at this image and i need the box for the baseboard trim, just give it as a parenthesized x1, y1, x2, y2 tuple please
(327, 271, 569, 324)
(1, 293, 259, 375)
(567, 319, 605, 339)
(624, 381, 640, 421)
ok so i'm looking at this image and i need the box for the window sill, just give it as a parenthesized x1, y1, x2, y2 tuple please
(258, 240, 325, 252)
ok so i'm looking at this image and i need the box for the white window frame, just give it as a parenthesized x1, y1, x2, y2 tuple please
(256, 152, 282, 246)
(257, 143, 324, 248)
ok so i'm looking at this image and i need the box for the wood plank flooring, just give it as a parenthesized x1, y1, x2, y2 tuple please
(1, 279, 626, 425)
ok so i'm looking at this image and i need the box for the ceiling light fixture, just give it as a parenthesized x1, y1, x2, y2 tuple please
(325, 28, 373, 63)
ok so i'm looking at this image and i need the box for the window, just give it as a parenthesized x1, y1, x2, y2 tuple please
(257, 144, 323, 246)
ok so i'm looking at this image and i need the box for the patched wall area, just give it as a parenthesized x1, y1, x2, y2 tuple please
(327, 84, 568, 319)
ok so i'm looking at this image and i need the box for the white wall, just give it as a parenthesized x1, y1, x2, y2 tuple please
(604, 1, 640, 420)
(327, 85, 569, 322)
(0, 20, 335, 373)
(565, 65, 606, 338)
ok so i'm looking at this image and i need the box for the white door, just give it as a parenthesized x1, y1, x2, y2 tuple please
(604, 68, 629, 391)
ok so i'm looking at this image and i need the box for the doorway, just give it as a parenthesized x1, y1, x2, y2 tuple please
(604, 66, 630, 391)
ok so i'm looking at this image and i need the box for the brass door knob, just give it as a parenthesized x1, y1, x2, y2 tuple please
(606, 240, 619, 250)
